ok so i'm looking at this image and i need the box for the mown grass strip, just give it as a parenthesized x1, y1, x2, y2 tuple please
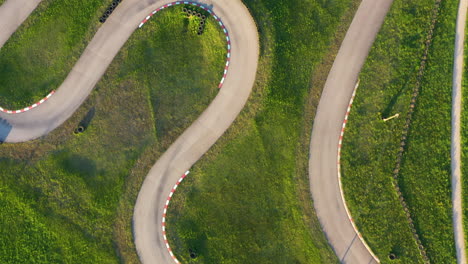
(342, 0, 458, 262)
(0, 6, 225, 263)
(0, 0, 111, 109)
(165, 0, 360, 263)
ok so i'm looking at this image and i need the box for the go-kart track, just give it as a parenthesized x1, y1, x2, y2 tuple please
(3, 0, 464, 263)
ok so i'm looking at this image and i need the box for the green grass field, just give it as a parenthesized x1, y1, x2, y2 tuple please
(341, 0, 458, 262)
(0, 6, 225, 263)
(0, 0, 111, 109)
(165, 0, 360, 263)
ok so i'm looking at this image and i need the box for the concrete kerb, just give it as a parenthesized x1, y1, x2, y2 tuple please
(138, 1, 231, 89)
(336, 80, 380, 263)
(0, 90, 55, 114)
(161, 170, 190, 264)
(138, 2, 232, 262)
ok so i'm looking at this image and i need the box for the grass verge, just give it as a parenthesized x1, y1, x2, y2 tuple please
(0, 6, 225, 263)
(342, 0, 458, 262)
(165, 0, 361, 263)
(0, 0, 111, 109)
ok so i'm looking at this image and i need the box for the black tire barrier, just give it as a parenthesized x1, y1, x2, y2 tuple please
(183, 7, 188, 12)
(190, 252, 197, 259)
(187, 10, 193, 15)
(197, 13, 202, 18)
(199, 20, 205, 26)
(389, 2, 442, 264)
(202, 15, 206, 19)
(99, 0, 122, 22)
(198, 26, 203, 31)
(197, 31, 202, 35)
(74, 126, 85, 134)
(389, 253, 396, 260)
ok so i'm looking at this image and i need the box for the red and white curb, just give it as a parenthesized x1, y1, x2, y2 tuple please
(0, 90, 55, 114)
(161, 170, 190, 263)
(138, 1, 231, 89)
(336, 80, 380, 263)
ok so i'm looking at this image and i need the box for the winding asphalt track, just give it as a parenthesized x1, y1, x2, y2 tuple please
(0, 0, 258, 144)
(309, 0, 394, 263)
(132, 1, 259, 263)
(5, 0, 448, 263)
(452, 0, 468, 263)
(0, 0, 259, 263)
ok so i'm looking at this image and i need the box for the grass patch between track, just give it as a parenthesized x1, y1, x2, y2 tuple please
(0, 6, 225, 263)
(0, 0, 111, 109)
(165, 0, 361, 263)
(342, 0, 458, 262)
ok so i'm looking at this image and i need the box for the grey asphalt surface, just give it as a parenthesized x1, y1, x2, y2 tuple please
(132, 1, 259, 263)
(2, 0, 242, 143)
(0, 0, 42, 48)
(308, 0, 394, 263)
(452, 0, 467, 263)
(0, 0, 259, 263)
(0, 0, 420, 263)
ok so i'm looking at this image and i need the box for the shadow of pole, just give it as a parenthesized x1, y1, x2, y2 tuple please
(0, 117, 12, 143)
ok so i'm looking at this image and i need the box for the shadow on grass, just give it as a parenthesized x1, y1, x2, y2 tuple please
(78, 106, 96, 130)
(381, 77, 412, 119)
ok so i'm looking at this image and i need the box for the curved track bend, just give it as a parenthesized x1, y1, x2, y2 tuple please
(132, 1, 258, 263)
(309, 0, 394, 263)
(0, 0, 259, 263)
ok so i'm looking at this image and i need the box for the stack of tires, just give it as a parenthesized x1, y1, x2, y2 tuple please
(100, 0, 122, 23)
(182, 7, 207, 35)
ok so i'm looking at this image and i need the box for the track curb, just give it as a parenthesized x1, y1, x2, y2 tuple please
(139, 2, 232, 262)
(336, 80, 380, 263)
(0, 90, 55, 114)
(161, 170, 190, 264)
